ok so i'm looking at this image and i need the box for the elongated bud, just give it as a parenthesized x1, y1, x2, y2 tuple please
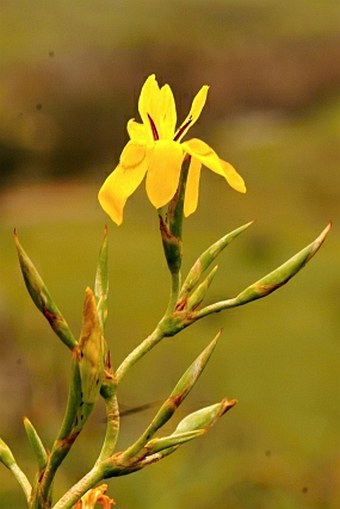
(196, 222, 332, 319)
(169, 331, 220, 404)
(23, 417, 48, 470)
(77, 287, 104, 405)
(234, 222, 331, 305)
(95, 225, 109, 331)
(140, 399, 237, 465)
(185, 265, 218, 311)
(118, 333, 220, 464)
(0, 438, 15, 469)
(180, 221, 253, 299)
(174, 398, 237, 435)
(145, 430, 205, 455)
(14, 231, 77, 350)
(0, 439, 31, 502)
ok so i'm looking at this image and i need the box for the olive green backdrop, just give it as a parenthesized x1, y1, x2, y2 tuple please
(0, 1, 339, 508)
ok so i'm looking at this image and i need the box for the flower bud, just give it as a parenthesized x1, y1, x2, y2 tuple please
(14, 230, 77, 350)
(94, 225, 109, 331)
(145, 430, 204, 455)
(180, 221, 253, 299)
(77, 288, 104, 405)
(174, 398, 237, 434)
(0, 438, 15, 469)
(234, 222, 331, 305)
(186, 265, 218, 311)
(23, 417, 48, 469)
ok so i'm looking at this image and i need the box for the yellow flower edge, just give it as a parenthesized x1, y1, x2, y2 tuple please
(98, 74, 246, 225)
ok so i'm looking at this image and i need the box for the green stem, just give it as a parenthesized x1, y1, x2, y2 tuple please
(194, 297, 240, 318)
(165, 270, 181, 315)
(95, 392, 120, 463)
(52, 465, 105, 509)
(116, 326, 165, 383)
(30, 360, 83, 507)
(115, 160, 191, 383)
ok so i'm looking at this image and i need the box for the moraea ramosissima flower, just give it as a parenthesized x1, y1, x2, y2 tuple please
(98, 74, 246, 225)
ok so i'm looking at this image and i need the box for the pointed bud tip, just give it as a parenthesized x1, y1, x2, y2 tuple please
(13, 228, 19, 246)
(213, 329, 223, 342)
(221, 397, 238, 415)
(310, 221, 332, 255)
(85, 286, 94, 298)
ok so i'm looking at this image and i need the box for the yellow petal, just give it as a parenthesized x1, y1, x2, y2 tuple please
(184, 157, 202, 217)
(175, 85, 209, 141)
(182, 138, 223, 174)
(138, 76, 177, 141)
(98, 142, 148, 225)
(127, 119, 150, 143)
(145, 140, 183, 209)
(158, 84, 177, 139)
(183, 138, 246, 193)
(138, 74, 160, 128)
(220, 159, 247, 193)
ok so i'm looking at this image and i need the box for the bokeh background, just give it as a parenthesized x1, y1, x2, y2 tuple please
(1, 1, 339, 507)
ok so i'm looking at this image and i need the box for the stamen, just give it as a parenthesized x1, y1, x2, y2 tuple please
(148, 114, 159, 140)
(174, 116, 192, 141)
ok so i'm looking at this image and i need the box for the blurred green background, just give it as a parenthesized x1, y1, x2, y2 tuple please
(0, 0, 339, 507)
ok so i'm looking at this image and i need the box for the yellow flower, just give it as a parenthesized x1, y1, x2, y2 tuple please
(74, 484, 115, 509)
(98, 74, 246, 225)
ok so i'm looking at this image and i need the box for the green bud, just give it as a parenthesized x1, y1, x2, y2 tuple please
(168, 331, 220, 405)
(23, 417, 48, 470)
(139, 399, 237, 465)
(145, 430, 205, 455)
(14, 230, 77, 350)
(0, 438, 15, 469)
(0, 439, 31, 502)
(174, 398, 237, 434)
(77, 287, 104, 405)
(118, 333, 220, 464)
(186, 265, 218, 311)
(179, 221, 253, 299)
(196, 222, 332, 318)
(95, 225, 109, 331)
(234, 222, 332, 305)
